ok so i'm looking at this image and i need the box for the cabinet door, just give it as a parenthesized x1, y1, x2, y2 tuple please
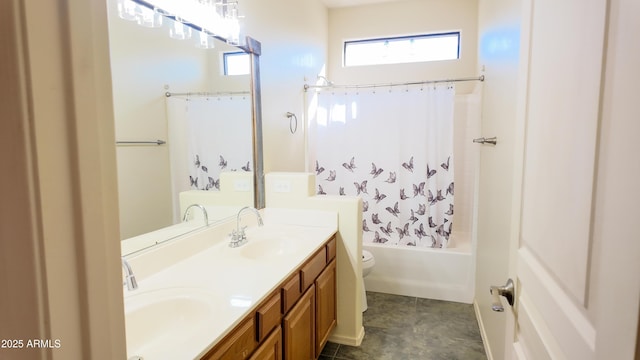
(315, 259, 336, 356)
(282, 285, 315, 360)
(249, 326, 282, 360)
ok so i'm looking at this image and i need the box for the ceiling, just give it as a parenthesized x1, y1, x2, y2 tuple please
(320, 0, 406, 8)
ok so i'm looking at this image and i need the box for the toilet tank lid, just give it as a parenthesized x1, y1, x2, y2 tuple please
(362, 250, 374, 262)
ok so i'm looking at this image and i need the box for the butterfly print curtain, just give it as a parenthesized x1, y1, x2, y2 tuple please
(167, 95, 252, 197)
(308, 84, 455, 248)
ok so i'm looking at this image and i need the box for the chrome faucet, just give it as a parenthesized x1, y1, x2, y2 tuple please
(121, 257, 138, 291)
(182, 204, 209, 227)
(229, 206, 264, 248)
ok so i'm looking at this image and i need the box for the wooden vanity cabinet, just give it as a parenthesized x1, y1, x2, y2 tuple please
(201, 236, 337, 360)
(315, 259, 336, 356)
(282, 237, 337, 360)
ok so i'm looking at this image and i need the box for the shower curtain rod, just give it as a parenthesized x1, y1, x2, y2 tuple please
(116, 140, 166, 146)
(165, 90, 251, 98)
(303, 75, 484, 91)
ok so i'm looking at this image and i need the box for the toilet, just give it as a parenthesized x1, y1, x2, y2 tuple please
(361, 249, 375, 311)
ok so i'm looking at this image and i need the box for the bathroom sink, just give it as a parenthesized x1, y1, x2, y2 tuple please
(124, 287, 219, 359)
(240, 236, 301, 260)
(236, 226, 309, 260)
(234, 225, 326, 260)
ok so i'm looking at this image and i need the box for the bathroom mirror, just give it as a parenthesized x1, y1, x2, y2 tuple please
(107, 0, 263, 256)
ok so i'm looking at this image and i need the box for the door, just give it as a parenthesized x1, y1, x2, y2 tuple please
(500, 0, 640, 358)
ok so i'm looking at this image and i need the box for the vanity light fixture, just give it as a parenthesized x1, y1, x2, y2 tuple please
(117, 0, 242, 47)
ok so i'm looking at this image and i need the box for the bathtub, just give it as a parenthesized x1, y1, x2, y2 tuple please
(363, 233, 475, 304)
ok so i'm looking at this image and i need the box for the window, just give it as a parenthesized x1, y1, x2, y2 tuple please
(343, 32, 460, 67)
(223, 52, 250, 75)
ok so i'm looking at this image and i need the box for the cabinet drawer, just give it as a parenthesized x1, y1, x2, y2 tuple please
(281, 272, 302, 314)
(256, 291, 281, 343)
(203, 316, 257, 360)
(326, 236, 336, 262)
(249, 326, 282, 360)
(300, 247, 327, 291)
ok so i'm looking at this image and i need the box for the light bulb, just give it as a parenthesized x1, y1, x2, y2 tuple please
(196, 32, 216, 49)
(169, 19, 193, 40)
(136, 6, 163, 28)
(117, 0, 138, 21)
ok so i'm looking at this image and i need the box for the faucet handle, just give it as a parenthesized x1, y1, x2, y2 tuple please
(121, 257, 138, 291)
(229, 229, 243, 247)
(124, 274, 138, 291)
(229, 226, 249, 247)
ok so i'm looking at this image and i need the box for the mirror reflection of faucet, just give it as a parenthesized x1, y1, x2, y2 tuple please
(182, 204, 209, 227)
(122, 257, 138, 291)
(229, 206, 264, 248)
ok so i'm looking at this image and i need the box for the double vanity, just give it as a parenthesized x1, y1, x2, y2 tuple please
(122, 208, 339, 359)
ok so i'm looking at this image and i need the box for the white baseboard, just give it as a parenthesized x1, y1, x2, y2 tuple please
(327, 326, 365, 347)
(365, 275, 474, 304)
(474, 300, 493, 360)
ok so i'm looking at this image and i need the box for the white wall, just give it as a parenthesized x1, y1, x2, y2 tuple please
(327, 0, 479, 94)
(241, 0, 329, 172)
(453, 93, 482, 244)
(473, 0, 522, 359)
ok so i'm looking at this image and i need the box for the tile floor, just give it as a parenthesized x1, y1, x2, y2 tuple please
(320, 291, 487, 360)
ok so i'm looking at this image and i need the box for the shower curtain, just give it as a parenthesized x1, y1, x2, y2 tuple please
(167, 95, 252, 219)
(308, 84, 455, 248)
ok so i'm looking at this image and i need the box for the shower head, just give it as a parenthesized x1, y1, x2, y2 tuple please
(317, 75, 334, 86)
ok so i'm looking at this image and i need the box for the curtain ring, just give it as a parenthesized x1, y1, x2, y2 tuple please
(286, 112, 298, 134)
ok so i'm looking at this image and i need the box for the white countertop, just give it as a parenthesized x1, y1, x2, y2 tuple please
(123, 208, 338, 360)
